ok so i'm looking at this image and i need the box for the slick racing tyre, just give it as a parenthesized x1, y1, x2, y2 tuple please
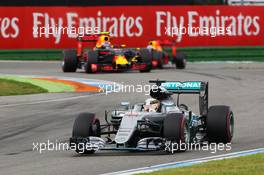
(85, 50, 98, 73)
(152, 50, 164, 69)
(139, 49, 152, 73)
(206, 105, 234, 143)
(62, 49, 78, 72)
(174, 52, 186, 69)
(163, 113, 189, 153)
(72, 113, 101, 154)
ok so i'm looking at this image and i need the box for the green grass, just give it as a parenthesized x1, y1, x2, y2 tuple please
(0, 78, 47, 96)
(0, 49, 61, 61)
(138, 153, 264, 175)
(0, 46, 263, 61)
(164, 46, 264, 62)
(0, 75, 75, 93)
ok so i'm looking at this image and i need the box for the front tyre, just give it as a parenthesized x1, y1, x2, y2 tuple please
(163, 113, 189, 153)
(206, 105, 234, 143)
(72, 113, 101, 154)
(62, 49, 78, 72)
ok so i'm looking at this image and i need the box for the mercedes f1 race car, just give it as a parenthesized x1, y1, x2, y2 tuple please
(147, 40, 187, 69)
(69, 80, 234, 154)
(62, 32, 152, 73)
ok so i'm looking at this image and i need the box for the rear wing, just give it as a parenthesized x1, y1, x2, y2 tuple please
(149, 80, 208, 115)
(163, 81, 206, 94)
(158, 40, 177, 47)
(156, 40, 177, 57)
(76, 32, 110, 56)
(149, 80, 207, 93)
(77, 32, 110, 42)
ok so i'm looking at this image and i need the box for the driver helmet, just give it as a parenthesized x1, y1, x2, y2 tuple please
(96, 35, 111, 48)
(147, 41, 154, 50)
(144, 98, 160, 112)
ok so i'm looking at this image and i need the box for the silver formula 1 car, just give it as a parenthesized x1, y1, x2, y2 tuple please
(69, 80, 234, 154)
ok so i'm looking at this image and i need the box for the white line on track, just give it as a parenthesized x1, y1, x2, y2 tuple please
(0, 92, 108, 108)
(102, 148, 264, 175)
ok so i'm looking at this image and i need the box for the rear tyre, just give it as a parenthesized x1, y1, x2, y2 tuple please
(152, 51, 163, 69)
(139, 49, 152, 73)
(62, 49, 78, 72)
(72, 113, 101, 154)
(174, 52, 186, 69)
(206, 105, 234, 143)
(85, 51, 98, 73)
(163, 113, 189, 153)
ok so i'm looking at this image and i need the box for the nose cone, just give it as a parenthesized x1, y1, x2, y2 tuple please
(115, 115, 138, 144)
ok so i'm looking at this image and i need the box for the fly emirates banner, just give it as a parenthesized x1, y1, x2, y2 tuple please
(0, 6, 263, 49)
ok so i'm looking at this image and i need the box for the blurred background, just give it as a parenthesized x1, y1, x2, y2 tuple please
(0, 0, 263, 62)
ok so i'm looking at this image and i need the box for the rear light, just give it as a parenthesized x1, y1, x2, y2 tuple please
(102, 65, 113, 71)
(100, 51, 109, 55)
(131, 64, 147, 70)
(152, 60, 158, 67)
(91, 64, 98, 72)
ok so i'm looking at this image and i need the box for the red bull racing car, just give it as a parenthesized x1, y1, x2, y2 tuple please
(147, 39, 187, 69)
(62, 32, 152, 73)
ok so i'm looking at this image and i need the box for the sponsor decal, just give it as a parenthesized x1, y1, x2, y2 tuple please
(0, 6, 263, 48)
(162, 81, 201, 90)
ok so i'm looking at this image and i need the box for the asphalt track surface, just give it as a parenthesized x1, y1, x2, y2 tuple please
(0, 61, 264, 175)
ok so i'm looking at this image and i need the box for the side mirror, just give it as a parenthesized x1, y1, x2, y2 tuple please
(121, 102, 130, 110)
(121, 102, 130, 106)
